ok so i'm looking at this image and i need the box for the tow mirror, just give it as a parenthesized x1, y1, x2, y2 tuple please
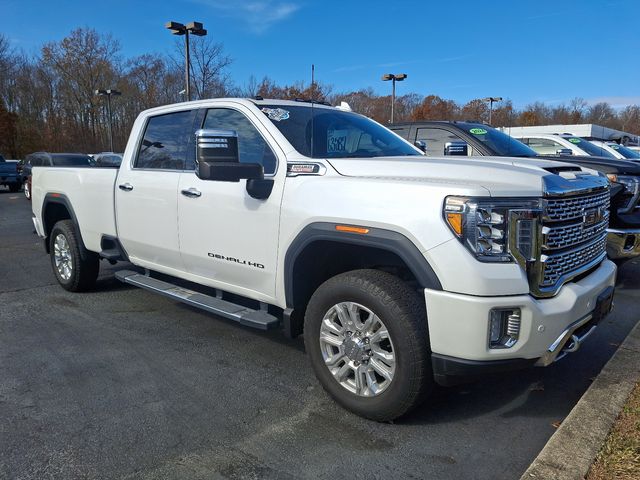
(414, 140, 427, 153)
(556, 148, 573, 156)
(196, 129, 263, 182)
(444, 141, 468, 156)
(195, 129, 273, 200)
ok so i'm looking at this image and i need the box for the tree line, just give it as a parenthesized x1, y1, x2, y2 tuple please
(1, 28, 639, 158)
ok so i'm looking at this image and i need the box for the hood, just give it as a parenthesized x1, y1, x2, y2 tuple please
(326, 155, 595, 197)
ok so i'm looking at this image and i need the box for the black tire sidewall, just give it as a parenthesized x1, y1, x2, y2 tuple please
(304, 271, 429, 420)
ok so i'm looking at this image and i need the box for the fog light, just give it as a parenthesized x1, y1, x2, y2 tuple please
(489, 308, 521, 349)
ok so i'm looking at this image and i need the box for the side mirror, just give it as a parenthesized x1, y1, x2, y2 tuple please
(414, 140, 427, 153)
(556, 148, 573, 156)
(196, 129, 263, 182)
(444, 141, 469, 156)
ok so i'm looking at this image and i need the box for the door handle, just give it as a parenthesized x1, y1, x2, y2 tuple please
(119, 183, 134, 192)
(181, 188, 202, 198)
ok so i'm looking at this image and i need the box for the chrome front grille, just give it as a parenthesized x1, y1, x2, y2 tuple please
(544, 190, 610, 222)
(534, 187, 609, 295)
(541, 235, 608, 287)
(543, 211, 609, 250)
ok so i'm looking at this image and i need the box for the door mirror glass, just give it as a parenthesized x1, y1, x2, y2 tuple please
(414, 140, 427, 153)
(556, 148, 573, 156)
(444, 141, 469, 156)
(196, 129, 263, 182)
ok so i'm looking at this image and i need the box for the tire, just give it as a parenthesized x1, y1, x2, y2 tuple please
(23, 181, 30, 200)
(304, 269, 432, 421)
(50, 220, 99, 292)
(8, 183, 20, 193)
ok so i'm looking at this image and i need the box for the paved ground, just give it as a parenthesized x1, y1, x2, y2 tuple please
(1, 189, 639, 480)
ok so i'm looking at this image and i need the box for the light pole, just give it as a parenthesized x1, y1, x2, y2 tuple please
(381, 73, 407, 123)
(482, 96, 503, 125)
(95, 89, 121, 152)
(165, 21, 207, 101)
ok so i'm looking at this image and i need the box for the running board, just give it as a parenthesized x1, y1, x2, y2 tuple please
(115, 270, 280, 330)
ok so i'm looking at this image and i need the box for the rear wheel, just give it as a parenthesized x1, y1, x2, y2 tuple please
(23, 180, 30, 199)
(304, 269, 432, 421)
(49, 220, 99, 292)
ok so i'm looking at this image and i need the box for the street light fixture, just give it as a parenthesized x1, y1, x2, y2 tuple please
(165, 21, 207, 101)
(381, 73, 407, 123)
(95, 89, 121, 152)
(482, 96, 503, 125)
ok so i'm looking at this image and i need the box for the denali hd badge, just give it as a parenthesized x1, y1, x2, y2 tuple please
(208, 253, 265, 269)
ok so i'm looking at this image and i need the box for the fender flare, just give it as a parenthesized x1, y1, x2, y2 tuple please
(283, 222, 443, 308)
(42, 193, 90, 259)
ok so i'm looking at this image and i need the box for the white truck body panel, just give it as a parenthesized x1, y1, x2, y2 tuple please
(499, 124, 639, 145)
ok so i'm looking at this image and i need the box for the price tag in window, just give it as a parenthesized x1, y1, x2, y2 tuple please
(328, 129, 349, 153)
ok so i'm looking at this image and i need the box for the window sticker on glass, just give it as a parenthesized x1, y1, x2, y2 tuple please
(470, 128, 487, 135)
(261, 107, 290, 121)
(611, 144, 620, 150)
(568, 138, 581, 143)
(327, 129, 349, 153)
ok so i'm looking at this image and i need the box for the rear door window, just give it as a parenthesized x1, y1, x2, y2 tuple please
(136, 110, 196, 170)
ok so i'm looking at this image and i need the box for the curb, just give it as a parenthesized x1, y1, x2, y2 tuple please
(521, 320, 640, 479)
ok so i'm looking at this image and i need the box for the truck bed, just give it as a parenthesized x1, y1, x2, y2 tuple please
(32, 167, 119, 252)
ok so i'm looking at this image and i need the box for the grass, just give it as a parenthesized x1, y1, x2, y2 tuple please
(587, 382, 640, 480)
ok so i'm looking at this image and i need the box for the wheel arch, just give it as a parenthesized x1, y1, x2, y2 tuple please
(282, 222, 442, 338)
(42, 193, 90, 259)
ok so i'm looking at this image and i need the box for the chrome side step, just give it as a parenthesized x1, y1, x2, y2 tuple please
(115, 270, 280, 330)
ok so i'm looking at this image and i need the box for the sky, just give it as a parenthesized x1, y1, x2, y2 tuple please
(1, 0, 639, 108)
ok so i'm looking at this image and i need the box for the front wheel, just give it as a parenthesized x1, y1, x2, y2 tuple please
(50, 220, 99, 292)
(23, 180, 30, 199)
(304, 269, 432, 421)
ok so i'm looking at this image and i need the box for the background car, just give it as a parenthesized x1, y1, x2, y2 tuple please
(92, 152, 123, 167)
(589, 140, 640, 161)
(0, 154, 22, 193)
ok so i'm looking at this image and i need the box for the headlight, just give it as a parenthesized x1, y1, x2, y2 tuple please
(606, 174, 640, 194)
(444, 196, 540, 263)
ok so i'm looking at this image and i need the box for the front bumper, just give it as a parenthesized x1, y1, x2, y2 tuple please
(424, 259, 616, 371)
(606, 228, 640, 260)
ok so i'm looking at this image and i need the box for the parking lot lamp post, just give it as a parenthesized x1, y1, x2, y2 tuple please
(95, 89, 121, 152)
(482, 96, 503, 125)
(381, 73, 407, 123)
(165, 21, 208, 101)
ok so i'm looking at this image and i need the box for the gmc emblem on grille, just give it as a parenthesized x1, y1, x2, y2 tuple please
(583, 207, 605, 226)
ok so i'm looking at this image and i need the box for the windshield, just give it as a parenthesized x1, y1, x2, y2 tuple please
(564, 137, 616, 158)
(607, 143, 640, 159)
(259, 104, 421, 158)
(51, 155, 92, 166)
(461, 123, 538, 157)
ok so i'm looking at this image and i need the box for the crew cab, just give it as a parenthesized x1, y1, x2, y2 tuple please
(391, 121, 640, 262)
(32, 99, 616, 420)
(0, 154, 21, 192)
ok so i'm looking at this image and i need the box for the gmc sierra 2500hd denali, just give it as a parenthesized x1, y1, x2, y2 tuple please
(32, 99, 616, 420)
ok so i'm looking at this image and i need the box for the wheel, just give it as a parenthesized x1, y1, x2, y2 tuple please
(23, 181, 30, 200)
(49, 220, 99, 292)
(304, 269, 432, 421)
(8, 183, 20, 193)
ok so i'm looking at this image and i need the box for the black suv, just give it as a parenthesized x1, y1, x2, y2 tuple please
(391, 121, 640, 261)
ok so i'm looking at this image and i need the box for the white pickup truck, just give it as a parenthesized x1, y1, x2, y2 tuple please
(32, 99, 616, 420)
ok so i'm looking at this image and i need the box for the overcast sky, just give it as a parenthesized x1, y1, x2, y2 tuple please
(1, 0, 638, 108)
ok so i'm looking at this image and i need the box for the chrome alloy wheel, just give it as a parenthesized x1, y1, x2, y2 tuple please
(319, 302, 396, 397)
(53, 233, 73, 281)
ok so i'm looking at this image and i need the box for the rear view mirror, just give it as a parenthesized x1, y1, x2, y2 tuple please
(196, 129, 263, 182)
(556, 148, 573, 156)
(444, 141, 468, 156)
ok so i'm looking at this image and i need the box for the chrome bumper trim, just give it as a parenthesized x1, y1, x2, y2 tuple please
(606, 228, 640, 259)
(535, 313, 596, 367)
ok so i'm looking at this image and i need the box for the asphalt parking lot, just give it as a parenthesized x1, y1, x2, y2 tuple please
(1, 189, 639, 480)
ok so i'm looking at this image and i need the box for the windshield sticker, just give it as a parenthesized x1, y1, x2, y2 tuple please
(611, 144, 620, 149)
(261, 107, 289, 122)
(568, 138, 581, 143)
(327, 129, 349, 153)
(469, 128, 487, 135)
